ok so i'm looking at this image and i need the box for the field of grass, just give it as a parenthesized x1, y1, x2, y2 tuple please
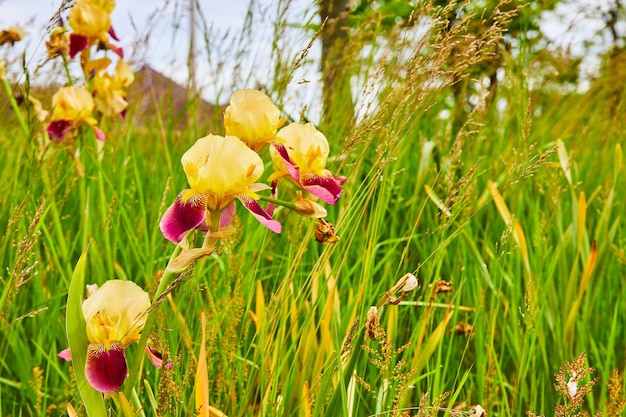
(1, 1, 625, 416)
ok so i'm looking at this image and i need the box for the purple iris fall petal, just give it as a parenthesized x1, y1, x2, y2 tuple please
(219, 201, 236, 229)
(159, 194, 206, 243)
(85, 343, 128, 393)
(69, 33, 89, 59)
(46, 119, 74, 141)
(237, 195, 282, 233)
(301, 174, 346, 205)
(108, 26, 120, 41)
(272, 142, 300, 180)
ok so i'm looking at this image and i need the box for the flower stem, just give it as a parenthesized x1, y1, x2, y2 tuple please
(123, 243, 183, 397)
(259, 195, 297, 210)
(1, 76, 30, 138)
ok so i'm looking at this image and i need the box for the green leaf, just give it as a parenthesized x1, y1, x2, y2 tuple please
(66, 245, 107, 417)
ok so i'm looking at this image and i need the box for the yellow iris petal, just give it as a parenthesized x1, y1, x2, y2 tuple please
(181, 135, 264, 211)
(223, 89, 284, 151)
(82, 280, 150, 348)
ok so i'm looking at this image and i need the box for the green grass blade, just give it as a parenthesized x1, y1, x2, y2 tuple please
(66, 245, 107, 417)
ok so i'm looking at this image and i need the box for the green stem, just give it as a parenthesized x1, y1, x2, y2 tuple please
(259, 195, 297, 210)
(62, 54, 74, 86)
(1, 77, 30, 138)
(123, 243, 183, 397)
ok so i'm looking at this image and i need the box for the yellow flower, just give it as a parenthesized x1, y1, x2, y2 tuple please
(160, 135, 281, 243)
(82, 280, 149, 349)
(270, 122, 345, 205)
(273, 123, 329, 174)
(182, 135, 264, 210)
(80, 280, 149, 393)
(46, 86, 106, 141)
(224, 89, 285, 152)
(0, 26, 25, 46)
(93, 59, 134, 116)
(46, 27, 70, 58)
(69, 0, 112, 40)
(50, 86, 94, 122)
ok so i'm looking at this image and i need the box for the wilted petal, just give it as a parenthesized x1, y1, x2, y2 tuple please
(300, 173, 345, 205)
(85, 343, 127, 393)
(159, 193, 206, 243)
(237, 195, 281, 233)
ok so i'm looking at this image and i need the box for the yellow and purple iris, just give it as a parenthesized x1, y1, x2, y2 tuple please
(68, 0, 122, 59)
(160, 134, 281, 243)
(223, 89, 285, 152)
(58, 280, 151, 393)
(270, 122, 345, 205)
(45, 86, 106, 142)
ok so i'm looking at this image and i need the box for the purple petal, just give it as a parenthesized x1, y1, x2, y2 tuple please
(219, 201, 236, 229)
(46, 119, 74, 142)
(69, 33, 88, 59)
(91, 124, 106, 141)
(301, 174, 346, 205)
(85, 343, 127, 393)
(57, 348, 72, 361)
(237, 195, 281, 233)
(272, 142, 300, 180)
(107, 42, 124, 59)
(160, 193, 206, 243)
(144, 345, 163, 368)
(266, 180, 279, 216)
(108, 26, 120, 41)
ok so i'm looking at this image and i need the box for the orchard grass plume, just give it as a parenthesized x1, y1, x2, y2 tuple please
(0, 0, 625, 416)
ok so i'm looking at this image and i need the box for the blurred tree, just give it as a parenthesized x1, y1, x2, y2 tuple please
(316, 0, 565, 140)
(318, 0, 354, 142)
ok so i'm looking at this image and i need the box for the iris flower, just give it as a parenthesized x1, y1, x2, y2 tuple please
(270, 122, 346, 205)
(58, 280, 150, 393)
(68, 0, 121, 58)
(45, 86, 106, 142)
(92, 59, 134, 117)
(0, 26, 25, 46)
(223, 89, 285, 152)
(160, 134, 281, 243)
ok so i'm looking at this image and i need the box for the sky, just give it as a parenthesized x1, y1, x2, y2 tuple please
(0, 0, 623, 120)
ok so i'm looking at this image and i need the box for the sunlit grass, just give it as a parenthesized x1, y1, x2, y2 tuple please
(1, 1, 625, 416)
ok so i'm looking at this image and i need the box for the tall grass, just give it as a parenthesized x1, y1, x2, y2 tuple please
(0, 0, 625, 416)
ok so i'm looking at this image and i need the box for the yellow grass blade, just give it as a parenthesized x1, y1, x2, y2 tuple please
(424, 185, 452, 217)
(487, 180, 512, 224)
(557, 139, 572, 185)
(489, 181, 530, 275)
(195, 312, 210, 417)
(252, 280, 265, 331)
(576, 192, 587, 252)
(412, 310, 453, 374)
(302, 381, 312, 417)
(513, 220, 531, 276)
(66, 403, 78, 417)
(564, 241, 598, 344)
